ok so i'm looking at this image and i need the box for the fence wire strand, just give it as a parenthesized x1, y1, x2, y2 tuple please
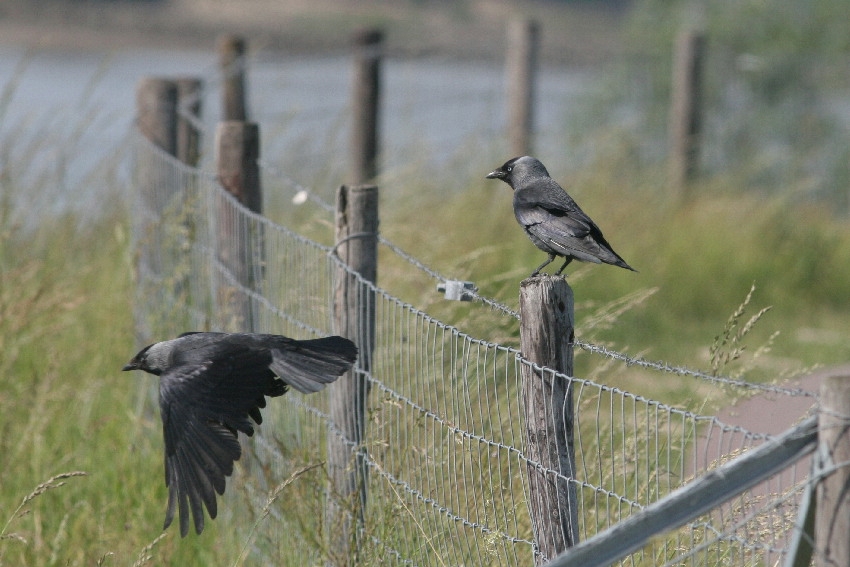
(131, 132, 820, 567)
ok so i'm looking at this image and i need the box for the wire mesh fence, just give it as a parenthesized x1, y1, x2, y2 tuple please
(5, 13, 850, 564)
(130, 130, 819, 566)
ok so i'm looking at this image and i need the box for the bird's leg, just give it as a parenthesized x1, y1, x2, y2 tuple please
(530, 254, 556, 277)
(555, 257, 573, 275)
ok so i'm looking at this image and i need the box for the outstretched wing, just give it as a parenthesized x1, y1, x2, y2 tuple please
(158, 346, 285, 537)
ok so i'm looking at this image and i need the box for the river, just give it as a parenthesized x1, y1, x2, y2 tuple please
(0, 43, 597, 224)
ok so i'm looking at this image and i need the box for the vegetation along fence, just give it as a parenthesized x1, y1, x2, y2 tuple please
(129, 30, 849, 567)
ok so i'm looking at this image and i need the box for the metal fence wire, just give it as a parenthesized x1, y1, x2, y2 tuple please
(130, 132, 817, 567)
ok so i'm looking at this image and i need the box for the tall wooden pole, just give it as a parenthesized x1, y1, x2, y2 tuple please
(216, 121, 261, 212)
(218, 34, 247, 121)
(327, 184, 378, 567)
(134, 78, 179, 342)
(507, 19, 539, 158)
(519, 275, 579, 564)
(175, 77, 203, 167)
(668, 30, 705, 194)
(136, 77, 178, 155)
(816, 375, 850, 567)
(349, 29, 383, 185)
(214, 121, 261, 331)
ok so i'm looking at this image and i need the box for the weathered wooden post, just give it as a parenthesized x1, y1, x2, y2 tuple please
(214, 121, 261, 331)
(135, 77, 179, 214)
(137, 77, 179, 154)
(218, 34, 247, 121)
(519, 275, 579, 564)
(134, 77, 179, 342)
(816, 375, 850, 567)
(349, 29, 383, 184)
(327, 184, 378, 567)
(175, 77, 203, 167)
(668, 29, 705, 193)
(506, 19, 540, 157)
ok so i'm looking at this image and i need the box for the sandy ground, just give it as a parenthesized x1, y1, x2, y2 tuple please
(684, 366, 848, 556)
(712, 366, 847, 435)
(692, 365, 844, 476)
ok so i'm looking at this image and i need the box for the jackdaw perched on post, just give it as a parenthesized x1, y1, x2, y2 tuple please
(123, 332, 358, 537)
(486, 156, 636, 277)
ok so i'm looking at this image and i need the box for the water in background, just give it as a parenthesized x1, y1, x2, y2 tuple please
(0, 44, 595, 225)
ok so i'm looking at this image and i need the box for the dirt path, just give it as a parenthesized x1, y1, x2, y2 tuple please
(682, 366, 847, 559)
(691, 365, 845, 477)
(712, 364, 849, 436)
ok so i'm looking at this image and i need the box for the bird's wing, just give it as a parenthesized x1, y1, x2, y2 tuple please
(514, 182, 596, 237)
(267, 335, 358, 393)
(158, 346, 284, 536)
(514, 183, 618, 263)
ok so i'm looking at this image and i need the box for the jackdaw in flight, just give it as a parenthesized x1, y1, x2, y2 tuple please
(486, 156, 636, 277)
(123, 332, 358, 537)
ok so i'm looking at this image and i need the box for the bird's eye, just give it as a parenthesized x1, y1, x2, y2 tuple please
(506, 166, 512, 172)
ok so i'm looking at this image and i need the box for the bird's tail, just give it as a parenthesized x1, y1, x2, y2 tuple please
(612, 255, 638, 272)
(270, 336, 358, 394)
(592, 238, 637, 272)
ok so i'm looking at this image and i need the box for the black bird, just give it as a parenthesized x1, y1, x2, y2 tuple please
(123, 332, 358, 537)
(486, 156, 636, 277)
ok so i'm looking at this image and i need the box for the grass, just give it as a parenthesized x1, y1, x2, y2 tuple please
(4, 21, 850, 565)
(4, 145, 849, 565)
(256, 144, 850, 566)
(0, 472, 89, 560)
(0, 211, 321, 564)
(381, 153, 850, 379)
(0, 215, 143, 565)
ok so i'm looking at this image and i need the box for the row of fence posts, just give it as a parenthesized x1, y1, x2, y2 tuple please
(139, 22, 709, 191)
(134, 27, 580, 566)
(133, 25, 850, 567)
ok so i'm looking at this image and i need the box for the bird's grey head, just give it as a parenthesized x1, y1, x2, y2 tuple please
(485, 156, 550, 189)
(122, 342, 171, 375)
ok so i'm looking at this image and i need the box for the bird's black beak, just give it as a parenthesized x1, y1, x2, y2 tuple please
(486, 169, 505, 180)
(122, 363, 138, 372)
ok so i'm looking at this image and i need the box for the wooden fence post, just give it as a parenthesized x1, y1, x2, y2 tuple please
(519, 275, 579, 564)
(136, 77, 178, 154)
(507, 19, 540, 158)
(816, 375, 850, 567)
(327, 184, 378, 567)
(349, 29, 383, 185)
(135, 77, 179, 209)
(214, 121, 261, 331)
(175, 77, 203, 167)
(219, 34, 247, 121)
(134, 77, 179, 342)
(668, 30, 705, 194)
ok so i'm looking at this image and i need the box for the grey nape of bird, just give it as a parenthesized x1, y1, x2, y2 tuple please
(486, 156, 636, 278)
(122, 331, 358, 537)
